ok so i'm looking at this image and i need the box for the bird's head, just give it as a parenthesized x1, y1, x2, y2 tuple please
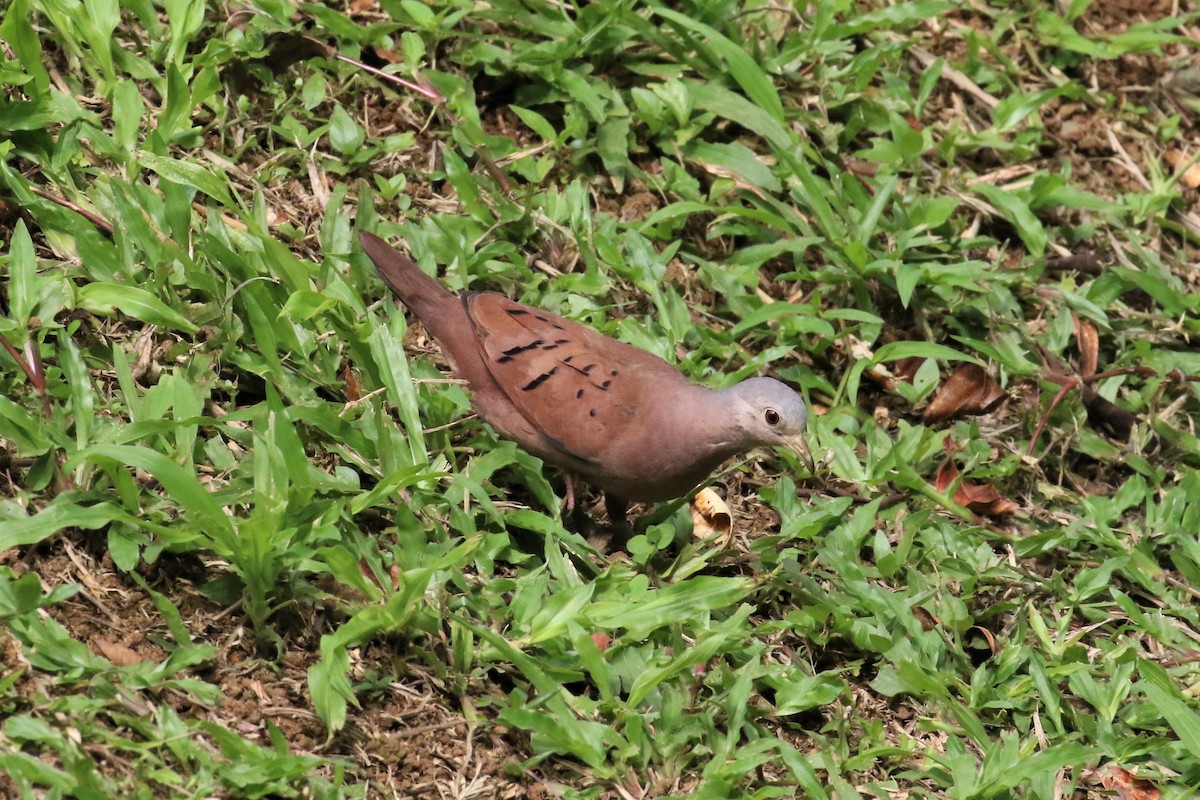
(726, 377, 815, 474)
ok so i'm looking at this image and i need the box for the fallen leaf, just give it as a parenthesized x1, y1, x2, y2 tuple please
(913, 606, 939, 631)
(1097, 764, 1161, 800)
(590, 633, 611, 653)
(94, 639, 145, 666)
(343, 362, 362, 402)
(1069, 318, 1138, 441)
(691, 487, 732, 541)
(842, 336, 898, 392)
(968, 625, 1001, 656)
(1075, 317, 1099, 377)
(924, 364, 1007, 423)
(935, 459, 1019, 517)
(845, 159, 878, 178)
(371, 46, 405, 65)
(894, 356, 928, 383)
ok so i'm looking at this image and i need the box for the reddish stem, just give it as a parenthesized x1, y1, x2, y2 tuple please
(28, 186, 114, 235)
(1026, 376, 1078, 458)
(0, 332, 51, 418)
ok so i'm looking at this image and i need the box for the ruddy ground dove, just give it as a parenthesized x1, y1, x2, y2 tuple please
(359, 231, 814, 524)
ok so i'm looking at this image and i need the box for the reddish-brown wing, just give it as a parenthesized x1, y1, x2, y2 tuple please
(464, 293, 685, 463)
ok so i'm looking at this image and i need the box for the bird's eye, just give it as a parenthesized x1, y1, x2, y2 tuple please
(764, 408, 781, 426)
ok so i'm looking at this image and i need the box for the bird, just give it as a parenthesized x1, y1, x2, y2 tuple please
(359, 230, 814, 527)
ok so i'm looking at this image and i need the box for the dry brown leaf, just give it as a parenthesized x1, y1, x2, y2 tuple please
(894, 356, 928, 384)
(924, 364, 1007, 423)
(1075, 317, 1099, 377)
(968, 625, 1001, 656)
(1034, 341, 1140, 448)
(841, 335, 901, 392)
(1070, 317, 1138, 441)
(371, 46, 405, 65)
(912, 606, 939, 631)
(343, 362, 362, 403)
(935, 459, 1019, 517)
(1097, 764, 1161, 800)
(94, 639, 145, 666)
(691, 487, 732, 541)
(844, 159, 878, 178)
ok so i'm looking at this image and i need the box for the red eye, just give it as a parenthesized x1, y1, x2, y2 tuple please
(764, 409, 781, 425)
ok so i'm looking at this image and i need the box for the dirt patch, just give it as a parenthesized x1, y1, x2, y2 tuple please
(9, 535, 535, 797)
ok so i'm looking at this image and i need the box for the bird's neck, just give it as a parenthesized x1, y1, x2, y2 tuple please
(667, 384, 747, 462)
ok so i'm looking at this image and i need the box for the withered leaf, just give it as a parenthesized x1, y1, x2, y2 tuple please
(1097, 764, 1161, 800)
(343, 362, 362, 403)
(1075, 317, 1099, 377)
(691, 487, 732, 542)
(912, 606, 939, 631)
(968, 625, 1001, 656)
(935, 459, 1019, 517)
(894, 356, 928, 384)
(95, 639, 146, 666)
(924, 364, 1007, 423)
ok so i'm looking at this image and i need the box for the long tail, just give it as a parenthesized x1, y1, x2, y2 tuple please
(359, 231, 484, 374)
(359, 231, 456, 320)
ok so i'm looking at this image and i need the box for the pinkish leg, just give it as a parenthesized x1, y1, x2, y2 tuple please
(564, 473, 576, 514)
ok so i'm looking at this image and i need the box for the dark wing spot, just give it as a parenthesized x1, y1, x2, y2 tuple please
(576, 389, 584, 399)
(610, 370, 618, 376)
(501, 339, 545, 357)
(542, 343, 560, 351)
(521, 366, 559, 392)
(555, 338, 569, 345)
(582, 364, 596, 374)
(589, 409, 597, 417)
(600, 380, 611, 390)
(496, 355, 513, 364)
(536, 314, 549, 322)
(564, 355, 575, 363)
(552, 322, 564, 330)
(506, 308, 529, 317)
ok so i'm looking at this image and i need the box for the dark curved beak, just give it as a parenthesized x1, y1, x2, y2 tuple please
(782, 433, 816, 475)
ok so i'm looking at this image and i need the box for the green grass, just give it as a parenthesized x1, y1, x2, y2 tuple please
(2, 0, 1200, 797)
